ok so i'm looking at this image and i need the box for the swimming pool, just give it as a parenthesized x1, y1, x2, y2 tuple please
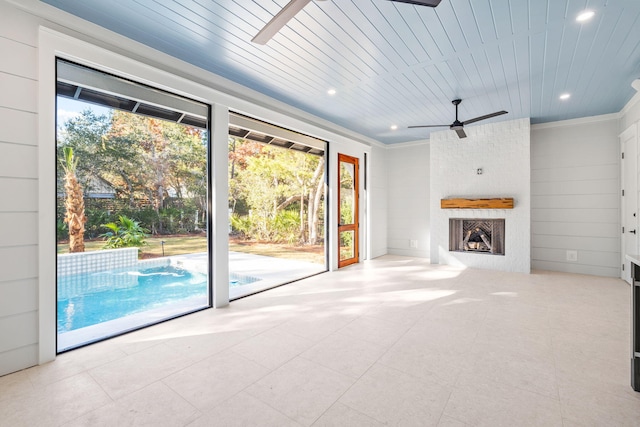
(57, 264, 260, 333)
(57, 265, 206, 333)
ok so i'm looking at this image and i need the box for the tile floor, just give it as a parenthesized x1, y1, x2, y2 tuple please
(1, 255, 640, 426)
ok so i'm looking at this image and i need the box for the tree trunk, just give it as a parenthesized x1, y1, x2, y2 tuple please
(230, 138, 236, 178)
(299, 188, 305, 243)
(308, 158, 325, 245)
(276, 194, 301, 211)
(307, 189, 314, 244)
(64, 170, 86, 253)
(119, 170, 135, 208)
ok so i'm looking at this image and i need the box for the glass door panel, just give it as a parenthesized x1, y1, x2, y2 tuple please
(339, 230, 355, 261)
(227, 118, 327, 299)
(340, 162, 355, 225)
(55, 59, 211, 352)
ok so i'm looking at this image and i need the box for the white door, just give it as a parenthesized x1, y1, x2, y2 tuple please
(621, 124, 638, 284)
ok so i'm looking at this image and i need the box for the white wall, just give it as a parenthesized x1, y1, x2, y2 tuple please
(530, 116, 620, 277)
(430, 119, 531, 273)
(386, 142, 430, 258)
(0, 0, 385, 376)
(0, 1, 39, 376)
(369, 145, 388, 259)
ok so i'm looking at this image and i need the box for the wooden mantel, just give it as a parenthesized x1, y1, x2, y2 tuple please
(441, 198, 514, 209)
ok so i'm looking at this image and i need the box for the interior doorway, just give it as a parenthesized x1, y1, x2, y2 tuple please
(338, 153, 359, 268)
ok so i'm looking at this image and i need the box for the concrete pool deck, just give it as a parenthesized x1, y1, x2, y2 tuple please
(228, 251, 326, 299)
(169, 251, 326, 299)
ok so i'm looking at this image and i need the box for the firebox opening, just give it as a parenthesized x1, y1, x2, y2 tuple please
(449, 218, 505, 255)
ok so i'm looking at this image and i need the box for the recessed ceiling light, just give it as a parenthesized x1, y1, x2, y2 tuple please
(327, 88, 336, 95)
(559, 93, 571, 100)
(576, 10, 595, 22)
(390, 125, 398, 130)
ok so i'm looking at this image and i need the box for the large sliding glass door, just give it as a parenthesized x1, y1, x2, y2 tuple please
(227, 114, 327, 298)
(55, 59, 211, 352)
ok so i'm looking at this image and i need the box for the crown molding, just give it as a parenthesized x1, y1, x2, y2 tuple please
(620, 90, 640, 117)
(385, 139, 430, 149)
(531, 112, 620, 130)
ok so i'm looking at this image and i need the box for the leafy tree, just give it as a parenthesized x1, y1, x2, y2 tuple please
(228, 137, 325, 244)
(56, 102, 324, 247)
(229, 137, 263, 214)
(104, 111, 207, 231)
(57, 107, 207, 237)
(56, 109, 113, 194)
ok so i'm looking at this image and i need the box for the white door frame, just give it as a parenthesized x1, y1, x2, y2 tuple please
(621, 123, 638, 284)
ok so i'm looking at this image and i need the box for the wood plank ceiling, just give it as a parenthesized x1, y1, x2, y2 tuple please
(40, 0, 640, 144)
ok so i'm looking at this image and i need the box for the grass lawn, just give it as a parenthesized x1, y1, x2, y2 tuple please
(57, 235, 325, 264)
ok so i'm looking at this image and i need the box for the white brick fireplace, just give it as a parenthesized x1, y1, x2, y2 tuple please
(430, 118, 531, 273)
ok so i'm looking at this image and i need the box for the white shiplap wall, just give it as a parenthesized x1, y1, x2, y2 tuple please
(0, 1, 40, 375)
(386, 142, 430, 258)
(531, 116, 620, 277)
(369, 145, 388, 259)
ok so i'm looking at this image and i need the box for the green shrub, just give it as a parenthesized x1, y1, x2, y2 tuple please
(85, 208, 111, 239)
(230, 209, 301, 244)
(100, 215, 149, 249)
(230, 213, 252, 237)
(56, 219, 68, 241)
(270, 209, 300, 244)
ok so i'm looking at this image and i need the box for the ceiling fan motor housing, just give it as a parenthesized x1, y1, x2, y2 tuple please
(388, 0, 442, 6)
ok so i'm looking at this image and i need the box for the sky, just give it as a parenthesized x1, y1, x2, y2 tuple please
(57, 96, 111, 128)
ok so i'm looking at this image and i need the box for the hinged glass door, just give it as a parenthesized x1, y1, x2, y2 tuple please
(338, 153, 359, 268)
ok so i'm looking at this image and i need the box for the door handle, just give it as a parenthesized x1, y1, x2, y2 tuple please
(630, 230, 637, 234)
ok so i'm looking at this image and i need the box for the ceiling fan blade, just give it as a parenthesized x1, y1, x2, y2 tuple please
(387, 0, 442, 6)
(455, 128, 467, 138)
(252, 0, 311, 45)
(408, 124, 449, 128)
(462, 110, 508, 126)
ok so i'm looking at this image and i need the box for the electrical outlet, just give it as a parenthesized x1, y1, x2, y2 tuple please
(566, 250, 578, 262)
(410, 240, 418, 248)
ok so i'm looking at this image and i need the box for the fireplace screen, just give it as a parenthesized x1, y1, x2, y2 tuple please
(449, 218, 505, 255)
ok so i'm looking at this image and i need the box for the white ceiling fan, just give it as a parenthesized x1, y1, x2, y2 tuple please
(252, 0, 442, 45)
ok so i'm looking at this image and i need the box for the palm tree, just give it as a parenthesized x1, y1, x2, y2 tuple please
(61, 146, 86, 252)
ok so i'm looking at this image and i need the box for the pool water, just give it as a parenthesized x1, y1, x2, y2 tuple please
(229, 272, 261, 287)
(57, 265, 208, 333)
